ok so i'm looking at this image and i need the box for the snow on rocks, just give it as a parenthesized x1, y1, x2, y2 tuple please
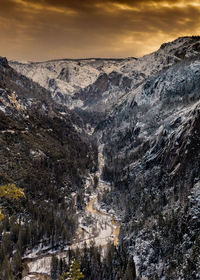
(27, 257, 52, 275)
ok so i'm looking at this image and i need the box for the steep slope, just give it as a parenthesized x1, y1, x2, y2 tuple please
(97, 40, 200, 279)
(7, 36, 200, 279)
(0, 57, 97, 279)
(9, 58, 135, 114)
(10, 37, 200, 119)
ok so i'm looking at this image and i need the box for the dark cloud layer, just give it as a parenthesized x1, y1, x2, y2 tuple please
(0, 0, 200, 61)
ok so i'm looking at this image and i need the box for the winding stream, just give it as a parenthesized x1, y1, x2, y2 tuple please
(86, 196, 120, 246)
(22, 145, 121, 279)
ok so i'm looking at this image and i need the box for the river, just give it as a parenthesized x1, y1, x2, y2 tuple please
(22, 145, 120, 279)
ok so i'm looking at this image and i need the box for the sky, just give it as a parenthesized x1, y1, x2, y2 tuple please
(0, 0, 200, 61)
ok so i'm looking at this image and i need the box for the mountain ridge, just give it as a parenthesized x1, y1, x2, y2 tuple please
(9, 36, 200, 117)
(0, 56, 98, 279)
(1, 36, 200, 279)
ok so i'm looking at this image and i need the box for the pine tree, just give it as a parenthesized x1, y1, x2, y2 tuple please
(0, 254, 13, 280)
(51, 255, 59, 280)
(60, 259, 84, 280)
(0, 184, 24, 222)
(13, 250, 22, 277)
(17, 228, 22, 254)
(125, 258, 136, 280)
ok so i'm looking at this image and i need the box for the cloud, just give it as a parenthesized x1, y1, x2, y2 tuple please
(0, 0, 200, 61)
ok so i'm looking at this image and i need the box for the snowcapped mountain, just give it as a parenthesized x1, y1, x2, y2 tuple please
(5, 36, 200, 279)
(0, 56, 96, 190)
(10, 36, 200, 115)
(0, 56, 97, 278)
(97, 37, 200, 279)
(9, 57, 133, 111)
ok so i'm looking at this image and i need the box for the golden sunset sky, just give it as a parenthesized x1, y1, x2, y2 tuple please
(0, 0, 200, 61)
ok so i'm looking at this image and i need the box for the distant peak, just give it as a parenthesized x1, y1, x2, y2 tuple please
(0, 56, 8, 67)
(160, 36, 200, 50)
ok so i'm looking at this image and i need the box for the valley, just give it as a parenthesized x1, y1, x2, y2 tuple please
(0, 36, 200, 279)
(22, 146, 121, 279)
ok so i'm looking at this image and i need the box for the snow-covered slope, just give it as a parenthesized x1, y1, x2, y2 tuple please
(0, 57, 98, 279)
(96, 37, 200, 279)
(9, 58, 134, 110)
(7, 36, 200, 279)
(10, 37, 200, 115)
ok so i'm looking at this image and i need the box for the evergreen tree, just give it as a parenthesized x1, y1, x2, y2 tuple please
(13, 250, 22, 279)
(0, 184, 24, 221)
(125, 258, 136, 280)
(60, 259, 84, 280)
(0, 254, 13, 280)
(51, 255, 59, 280)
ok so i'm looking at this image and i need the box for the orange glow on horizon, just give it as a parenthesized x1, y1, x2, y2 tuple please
(0, 0, 199, 61)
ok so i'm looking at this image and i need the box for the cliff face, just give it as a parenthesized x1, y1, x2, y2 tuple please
(104, 102, 200, 279)
(9, 37, 200, 279)
(98, 39, 200, 279)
